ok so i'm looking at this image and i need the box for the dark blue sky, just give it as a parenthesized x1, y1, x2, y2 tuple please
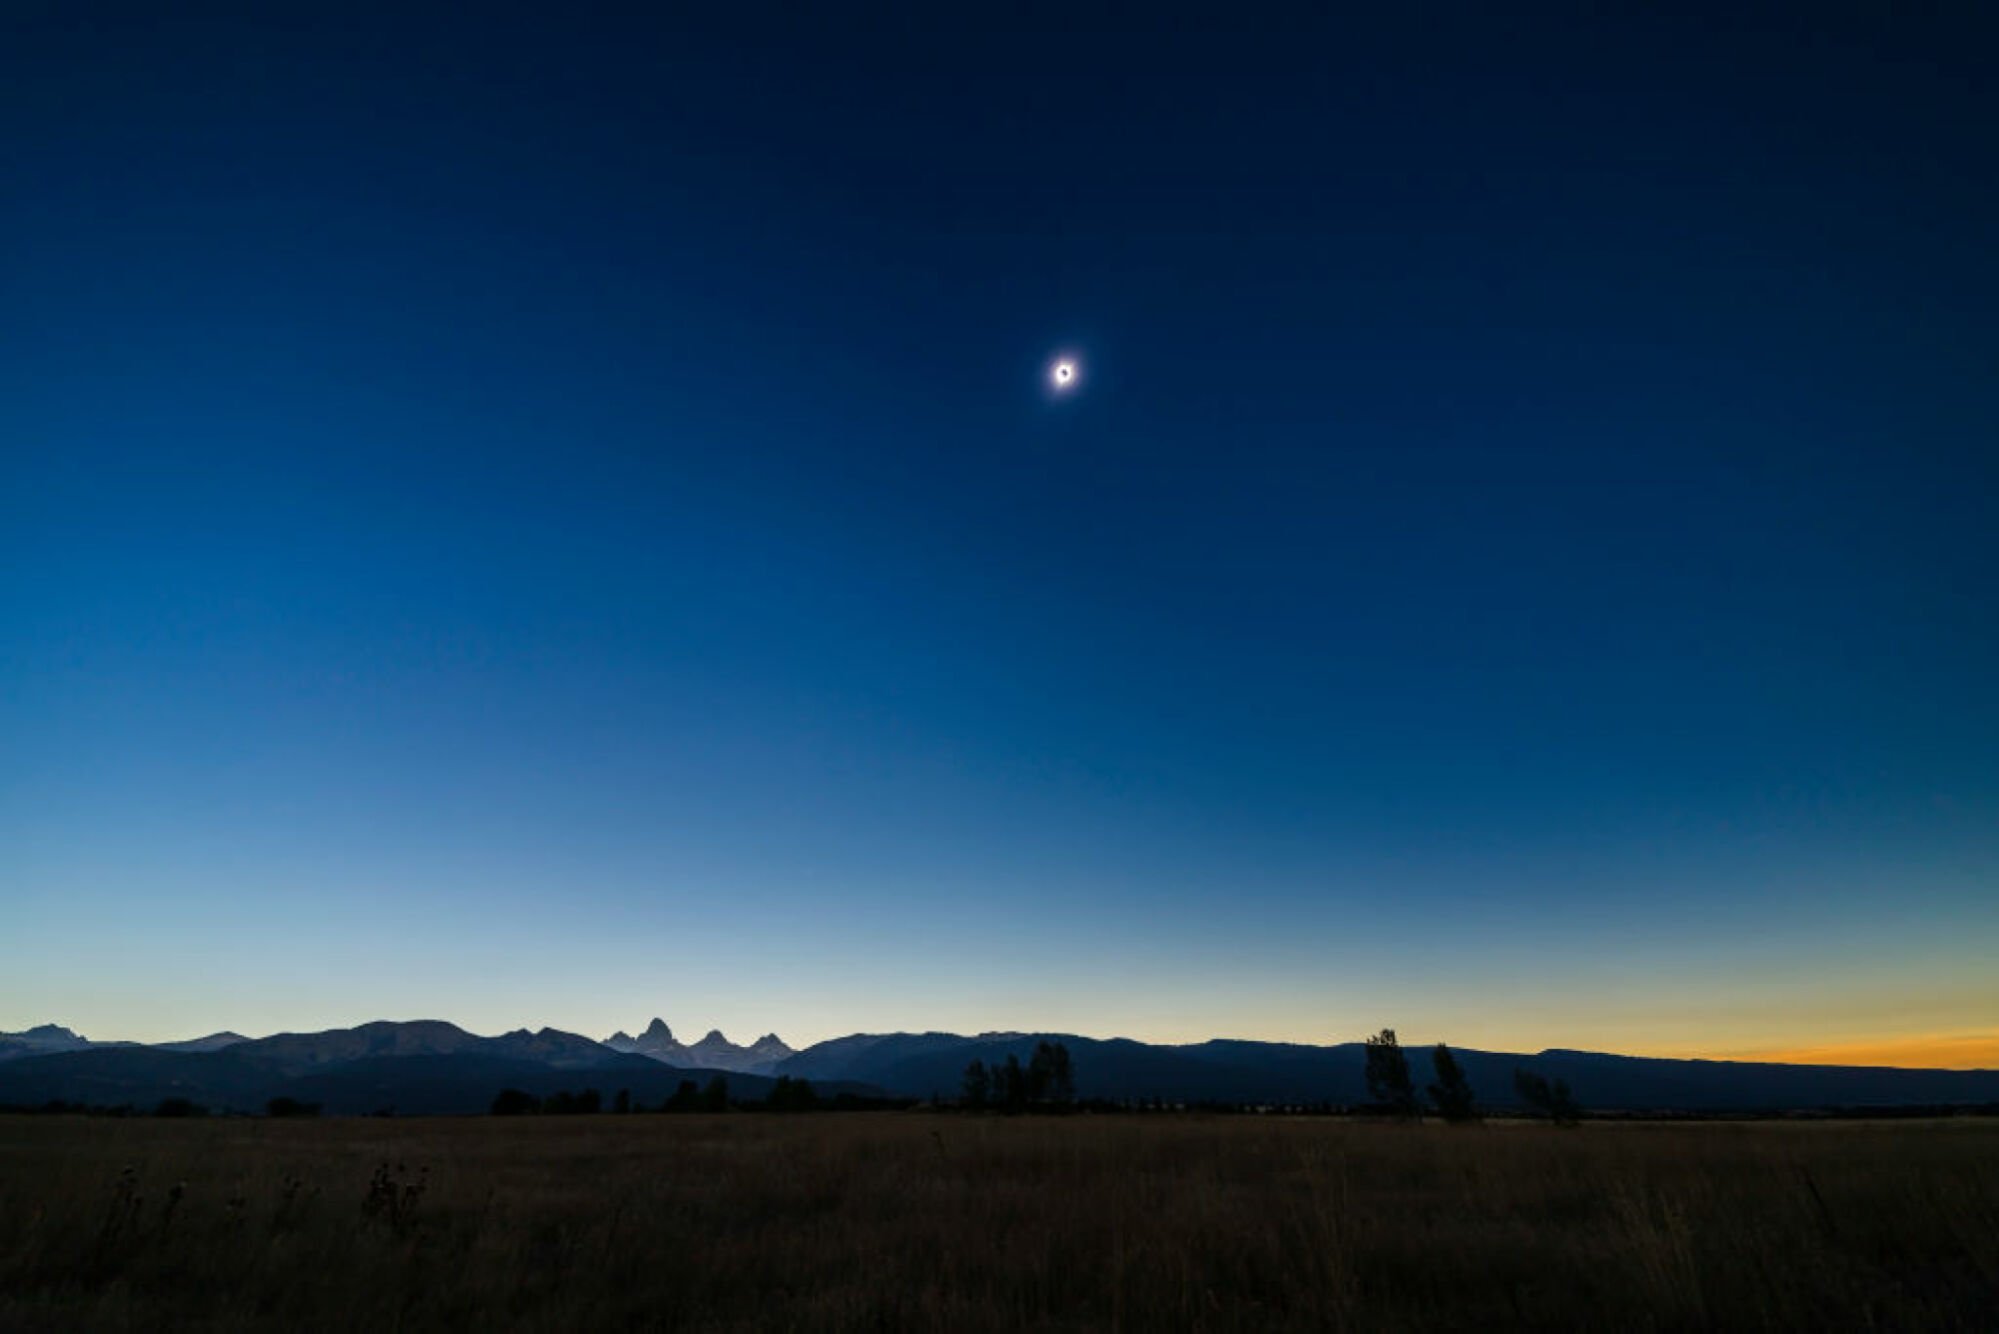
(5, 4, 1995, 1058)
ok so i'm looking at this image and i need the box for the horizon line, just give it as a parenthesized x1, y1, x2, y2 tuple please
(9, 1016, 1995, 1074)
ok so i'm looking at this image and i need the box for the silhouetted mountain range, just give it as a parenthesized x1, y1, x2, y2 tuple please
(0, 1025, 249, 1061)
(3, 1021, 1994, 1115)
(774, 1032, 1999, 1111)
(0, 1021, 857, 1115)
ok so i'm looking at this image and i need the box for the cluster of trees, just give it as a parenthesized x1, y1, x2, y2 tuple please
(153, 1097, 209, 1118)
(766, 1075, 819, 1111)
(961, 1041, 1075, 1111)
(492, 1087, 592, 1115)
(658, 1078, 733, 1112)
(1362, 1029, 1583, 1124)
(488, 1075, 829, 1116)
(1513, 1068, 1583, 1125)
(493, 1081, 720, 1115)
(1363, 1029, 1477, 1121)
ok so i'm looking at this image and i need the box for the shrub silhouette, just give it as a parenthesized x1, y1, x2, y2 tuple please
(265, 1097, 322, 1119)
(700, 1076, 729, 1112)
(663, 1079, 702, 1112)
(543, 1089, 601, 1115)
(360, 1161, 427, 1236)
(153, 1097, 207, 1118)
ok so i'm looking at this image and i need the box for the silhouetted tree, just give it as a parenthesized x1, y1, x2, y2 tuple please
(266, 1096, 322, 1118)
(701, 1075, 729, 1112)
(1364, 1028, 1419, 1118)
(153, 1097, 207, 1118)
(1427, 1044, 1478, 1122)
(1514, 1068, 1582, 1125)
(999, 1054, 1028, 1112)
(961, 1059, 991, 1109)
(1050, 1043, 1074, 1103)
(613, 1088, 631, 1115)
(491, 1088, 541, 1115)
(663, 1079, 701, 1112)
(1029, 1041, 1076, 1105)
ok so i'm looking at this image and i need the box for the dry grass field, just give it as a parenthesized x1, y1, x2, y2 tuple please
(2, 1112, 1994, 1331)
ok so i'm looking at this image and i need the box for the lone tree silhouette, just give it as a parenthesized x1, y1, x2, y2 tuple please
(1364, 1028, 1419, 1118)
(961, 1058, 991, 1109)
(1427, 1043, 1479, 1122)
(700, 1075, 730, 1112)
(999, 1054, 1028, 1111)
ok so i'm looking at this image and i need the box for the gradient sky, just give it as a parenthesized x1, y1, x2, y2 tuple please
(4, 5, 1995, 1065)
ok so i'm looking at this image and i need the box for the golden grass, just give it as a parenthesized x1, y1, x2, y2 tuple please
(2, 1113, 1995, 1331)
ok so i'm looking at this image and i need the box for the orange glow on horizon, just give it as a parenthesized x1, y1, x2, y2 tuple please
(1723, 1033, 1999, 1071)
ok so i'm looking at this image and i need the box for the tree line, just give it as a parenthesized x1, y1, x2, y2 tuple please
(960, 1041, 1075, 1111)
(490, 1075, 831, 1116)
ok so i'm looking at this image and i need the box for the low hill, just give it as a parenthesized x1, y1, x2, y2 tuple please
(152, 1032, 250, 1053)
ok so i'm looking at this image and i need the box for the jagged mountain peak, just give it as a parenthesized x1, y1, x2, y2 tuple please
(590, 1021, 794, 1073)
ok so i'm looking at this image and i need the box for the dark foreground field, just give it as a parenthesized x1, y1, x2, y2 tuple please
(2, 1114, 1994, 1331)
